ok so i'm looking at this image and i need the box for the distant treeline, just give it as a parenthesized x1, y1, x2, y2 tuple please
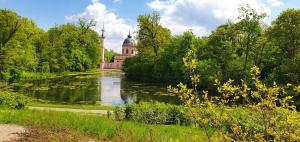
(0, 9, 114, 82)
(124, 6, 300, 87)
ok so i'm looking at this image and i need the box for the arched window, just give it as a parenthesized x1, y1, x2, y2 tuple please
(126, 49, 128, 54)
(132, 49, 134, 54)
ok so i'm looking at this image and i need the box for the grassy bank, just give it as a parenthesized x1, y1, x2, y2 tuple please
(19, 69, 118, 81)
(1, 69, 122, 84)
(59, 69, 122, 77)
(29, 102, 115, 110)
(0, 108, 207, 141)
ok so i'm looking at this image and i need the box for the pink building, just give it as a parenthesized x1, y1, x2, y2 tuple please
(102, 33, 137, 69)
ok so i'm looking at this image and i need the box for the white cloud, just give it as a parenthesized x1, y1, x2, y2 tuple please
(148, 0, 271, 37)
(66, 0, 133, 53)
(268, 0, 284, 7)
(66, 0, 274, 52)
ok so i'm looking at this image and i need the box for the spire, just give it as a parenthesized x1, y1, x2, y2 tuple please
(128, 30, 132, 38)
(101, 23, 105, 39)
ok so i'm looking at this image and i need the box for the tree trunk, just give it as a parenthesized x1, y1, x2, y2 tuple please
(243, 34, 251, 80)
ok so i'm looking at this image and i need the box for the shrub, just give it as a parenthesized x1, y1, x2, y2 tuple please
(0, 71, 10, 82)
(113, 106, 125, 121)
(0, 90, 30, 109)
(123, 57, 155, 82)
(169, 51, 300, 142)
(114, 102, 193, 125)
(9, 68, 22, 81)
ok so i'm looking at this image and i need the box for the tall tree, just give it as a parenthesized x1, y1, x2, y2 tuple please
(0, 9, 21, 49)
(268, 9, 300, 58)
(206, 24, 237, 80)
(236, 5, 266, 79)
(46, 22, 100, 72)
(137, 12, 171, 56)
(267, 9, 300, 84)
(0, 9, 42, 72)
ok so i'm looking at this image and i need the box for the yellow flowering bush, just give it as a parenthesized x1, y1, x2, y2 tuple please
(169, 51, 300, 141)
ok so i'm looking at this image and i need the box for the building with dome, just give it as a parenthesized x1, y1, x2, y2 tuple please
(100, 31, 138, 69)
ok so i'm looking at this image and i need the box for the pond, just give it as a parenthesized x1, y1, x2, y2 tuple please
(13, 71, 180, 106)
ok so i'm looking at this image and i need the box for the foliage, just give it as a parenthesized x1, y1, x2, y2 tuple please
(114, 102, 193, 125)
(124, 31, 203, 83)
(236, 5, 267, 78)
(123, 12, 173, 82)
(169, 49, 300, 141)
(42, 22, 100, 72)
(0, 90, 30, 109)
(123, 56, 155, 81)
(104, 49, 118, 62)
(0, 9, 101, 82)
(268, 9, 300, 58)
(124, 6, 299, 107)
(267, 9, 300, 84)
(137, 11, 171, 57)
(0, 9, 42, 76)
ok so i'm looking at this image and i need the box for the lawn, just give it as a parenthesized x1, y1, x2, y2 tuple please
(0, 108, 207, 142)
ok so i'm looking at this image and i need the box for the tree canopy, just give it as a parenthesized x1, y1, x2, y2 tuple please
(124, 7, 300, 95)
(0, 9, 102, 81)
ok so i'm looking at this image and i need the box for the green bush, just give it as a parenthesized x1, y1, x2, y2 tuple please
(115, 102, 193, 125)
(123, 57, 156, 82)
(9, 68, 22, 81)
(0, 91, 30, 109)
(0, 71, 11, 82)
(113, 106, 126, 121)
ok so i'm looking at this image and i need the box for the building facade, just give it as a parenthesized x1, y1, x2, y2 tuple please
(101, 33, 137, 69)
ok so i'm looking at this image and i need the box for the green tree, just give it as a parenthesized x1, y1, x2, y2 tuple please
(0, 9, 43, 81)
(160, 31, 204, 83)
(205, 24, 240, 81)
(267, 9, 300, 84)
(45, 21, 100, 72)
(236, 5, 267, 79)
(268, 9, 300, 58)
(137, 12, 171, 56)
(0, 9, 21, 49)
(104, 49, 118, 62)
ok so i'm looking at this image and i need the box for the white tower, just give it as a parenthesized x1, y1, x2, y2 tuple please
(100, 24, 105, 69)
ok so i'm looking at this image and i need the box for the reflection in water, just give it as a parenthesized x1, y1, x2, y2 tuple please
(101, 77, 128, 106)
(13, 71, 179, 106)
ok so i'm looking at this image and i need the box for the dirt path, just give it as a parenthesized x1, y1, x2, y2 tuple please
(29, 106, 110, 114)
(0, 124, 26, 142)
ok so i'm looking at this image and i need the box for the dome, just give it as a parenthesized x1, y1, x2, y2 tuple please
(122, 34, 135, 47)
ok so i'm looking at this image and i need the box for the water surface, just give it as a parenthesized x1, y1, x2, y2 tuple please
(13, 71, 179, 106)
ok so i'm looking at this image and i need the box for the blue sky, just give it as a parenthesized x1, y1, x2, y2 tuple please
(0, 0, 151, 30)
(1, 0, 299, 52)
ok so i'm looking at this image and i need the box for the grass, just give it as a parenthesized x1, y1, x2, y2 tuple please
(60, 69, 123, 77)
(29, 102, 115, 110)
(19, 72, 57, 80)
(16, 69, 123, 82)
(0, 108, 207, 142)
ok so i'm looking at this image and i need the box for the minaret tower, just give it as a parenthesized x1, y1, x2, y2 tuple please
(100, 24, 105, 69)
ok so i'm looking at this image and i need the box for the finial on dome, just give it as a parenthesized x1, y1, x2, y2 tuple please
(128, 30, 132, 38)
